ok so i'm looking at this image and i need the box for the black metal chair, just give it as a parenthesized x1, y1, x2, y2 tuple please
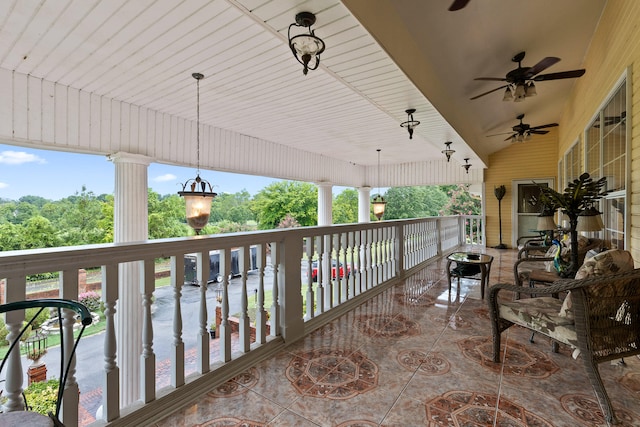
(0, 299, 92, 426)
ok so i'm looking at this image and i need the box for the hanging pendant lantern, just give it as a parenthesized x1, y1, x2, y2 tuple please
(178, 73, 217, 235)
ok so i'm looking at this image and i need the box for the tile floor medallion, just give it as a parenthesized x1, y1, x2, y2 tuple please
(458, 336, 559, 378)
(355, 314, 420, 338)
(397, 349, 451, 376)
(335, 421, 378, 427)
(560, 393, 640, 426)
(206, 367, 259, 398)
(193, 417, 265, 427)
(425, 390, 554, 426)
(620, 371, 640, 396)
(285, 347, 378, 399)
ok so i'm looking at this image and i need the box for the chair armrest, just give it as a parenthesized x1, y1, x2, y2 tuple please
(517, 235, 542, 246)
(513, 256, 554, 285)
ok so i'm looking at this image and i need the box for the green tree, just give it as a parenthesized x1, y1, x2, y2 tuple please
(439, 185, 481, 215)
(58, 186, 108, 245)
(251, 181, 317, 229)
(148, 191, 189, 239)
(0, 222, 25, 250)
(333, 189, 358, 224)
(22, 216, 61, 249)
(382, 186, 450, 220)
(210, 191, 254, 224)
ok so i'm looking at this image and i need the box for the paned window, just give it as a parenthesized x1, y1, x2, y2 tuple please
(584, 79, 627, 248)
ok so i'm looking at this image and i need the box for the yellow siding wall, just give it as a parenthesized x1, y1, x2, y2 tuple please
(556, 0, 640, 262)
(484, 131, 558, 247)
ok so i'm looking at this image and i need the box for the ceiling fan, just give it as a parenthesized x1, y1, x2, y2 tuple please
(487, 114, 558, 142)
(470, 51, 586, 101)
(449, 0, 470, 11)
(593, 111, 626, 128)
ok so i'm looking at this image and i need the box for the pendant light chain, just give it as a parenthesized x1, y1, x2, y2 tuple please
(196, 74, 201, 175)
(377, 148, 381, 194)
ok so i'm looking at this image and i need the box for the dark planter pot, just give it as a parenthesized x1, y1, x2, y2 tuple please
(209, 329, 216, 339)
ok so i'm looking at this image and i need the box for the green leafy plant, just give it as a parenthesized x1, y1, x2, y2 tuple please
(78, 291, 103, 313)
(23, 378, 59, 416)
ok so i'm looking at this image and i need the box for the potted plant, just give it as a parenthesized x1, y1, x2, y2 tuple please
(209, 322, 216, 339)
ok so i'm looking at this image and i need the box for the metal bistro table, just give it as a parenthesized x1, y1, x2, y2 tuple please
(446, 252, 494, 299)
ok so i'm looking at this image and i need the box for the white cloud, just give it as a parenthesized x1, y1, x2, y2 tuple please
(0, 182, 8, 189)
(0, 151, 46, 165)
(154, 173, 177, 182)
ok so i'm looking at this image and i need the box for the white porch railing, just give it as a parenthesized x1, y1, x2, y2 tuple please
(0, 215, 479, 426)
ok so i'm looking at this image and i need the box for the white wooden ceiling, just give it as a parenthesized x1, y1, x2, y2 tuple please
(0, 0, 606, 176)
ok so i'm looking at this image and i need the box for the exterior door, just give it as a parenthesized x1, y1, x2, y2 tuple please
(511, 178, 554, 247)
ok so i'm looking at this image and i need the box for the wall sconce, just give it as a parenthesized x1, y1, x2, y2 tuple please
(442, 141, 455, 162)
(288, 12, 325, 75)
(178, 73, 217, 235)
(462, 158, 471, 174)
(400, 109, 420, 139)
(372, 149, 386, 220)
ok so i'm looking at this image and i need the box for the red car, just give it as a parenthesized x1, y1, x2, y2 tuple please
(309, 260, 351, 282)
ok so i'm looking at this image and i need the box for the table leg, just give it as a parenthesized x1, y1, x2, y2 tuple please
(480, 264, 487, 299)
(446, 259, 453, 293)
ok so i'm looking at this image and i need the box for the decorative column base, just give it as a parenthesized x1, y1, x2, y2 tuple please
(27, 363, 47, 385)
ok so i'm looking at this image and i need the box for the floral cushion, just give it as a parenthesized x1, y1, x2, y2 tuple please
(558, 249, 635, 319)
(499, 297, 578, 347)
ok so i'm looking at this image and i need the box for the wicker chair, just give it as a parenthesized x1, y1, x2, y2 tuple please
(488, 268, 640, 425)
(0, 299, 93, 426)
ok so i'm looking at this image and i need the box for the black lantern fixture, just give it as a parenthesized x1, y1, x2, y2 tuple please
(400, 108, 420, 139)
(178, 73, 217, 235)
(462, 158, 471, 174)
(442, 141, 455, 162)
(372, 149, 386, 221)
(288, 12, 325, 76)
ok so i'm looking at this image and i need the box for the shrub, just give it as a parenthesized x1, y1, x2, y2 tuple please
(0, 317, 7, 346)
(25, 307, 51, 330)
(23, 378, 59, 416)
(78, 291, 102, 313)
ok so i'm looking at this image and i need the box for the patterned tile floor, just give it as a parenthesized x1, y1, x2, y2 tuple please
(154, 247, 640, 426)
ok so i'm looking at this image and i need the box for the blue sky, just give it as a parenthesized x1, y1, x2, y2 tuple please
(0, 144, 289, 201)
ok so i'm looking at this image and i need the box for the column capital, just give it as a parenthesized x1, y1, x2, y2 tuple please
(315, 181, 334, 189)
(108, 152, 153, 166)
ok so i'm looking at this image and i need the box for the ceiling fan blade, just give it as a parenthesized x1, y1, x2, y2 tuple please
(529, 130, 549, 135)
(474, 77, 507, 82)
(529, 123, 558, 130)
(449, 0, 470, 11)
(504, 135, 516, 142)
(528, 57, 561, 76)
(533, 69, 586, 81)
(486, 131, 514, 137)
(470, 85, 508, 100)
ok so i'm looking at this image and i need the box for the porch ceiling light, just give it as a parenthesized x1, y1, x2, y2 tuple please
(442, 141, 455, 162)
(462, 158, 471, 174)
(288, 12, 325, 76)
(400, 108, 420, 139)
(178, 73, 217, 235)
(372, 149, 386, 221)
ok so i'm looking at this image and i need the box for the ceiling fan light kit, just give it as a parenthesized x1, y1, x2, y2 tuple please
(488, 113, 558, 142)
(470, 51, 585, 101)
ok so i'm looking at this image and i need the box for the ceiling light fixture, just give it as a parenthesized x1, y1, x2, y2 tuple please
(442, 141, 455, 162)
(288, 12, 325, 76)
(400, 108, 420, 139)
(502, 87, 513, 101)
(462, 158, 471, 174)
(372, 149, 386, 221)
(178, 73, 217, 235)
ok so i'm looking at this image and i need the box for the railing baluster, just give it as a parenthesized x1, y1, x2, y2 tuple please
(60, 268, 80, 426)
(270, 241, 280, 336)
(197, 252, 210, 373)
(255, 244, 267, 344)
(101, 264, 119, 422)
(315, 235, 325, 314)
(239, 246, 250, 352)
(304, 237, 315, 321)
(140, 259, 156, 403)
(219, 249, 231, 363)
(170, 255, 185, 388)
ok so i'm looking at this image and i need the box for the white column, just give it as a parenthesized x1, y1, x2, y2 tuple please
(358, 186, 372, 223)
(317, 182, 333, 226)
(109, 152, 152, 407)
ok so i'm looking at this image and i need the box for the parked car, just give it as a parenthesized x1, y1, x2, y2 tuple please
(308, 260, 351, 282)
